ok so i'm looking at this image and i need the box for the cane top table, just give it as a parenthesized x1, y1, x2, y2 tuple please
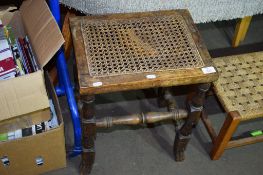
(70, 10, 218, 95)
(70, 9, 219, 174)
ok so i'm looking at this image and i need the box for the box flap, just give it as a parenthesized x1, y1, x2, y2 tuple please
(19, 0, 64, 68)
(4, 11, 26, 38)
(0, 6, 17, 25)
(0, 71, 50, 121)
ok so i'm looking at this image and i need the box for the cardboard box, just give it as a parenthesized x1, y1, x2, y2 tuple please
(0, 0, 64, 128)
(0, 1, 66, 174)
(0, 72, 66, 175)
(0, 108, 50, 134)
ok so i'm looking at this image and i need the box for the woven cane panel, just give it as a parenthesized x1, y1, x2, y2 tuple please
(213, 52, 263, 120)
(81, 14, 204, 77)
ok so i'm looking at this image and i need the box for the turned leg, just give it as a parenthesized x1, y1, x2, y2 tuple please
(80, 95, 96, 175)
(157, 87, 167, 108)
(174, 83, 210, 161)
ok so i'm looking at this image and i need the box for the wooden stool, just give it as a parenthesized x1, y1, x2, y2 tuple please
(70, 10, 218, 174)
(202, 52, 263, 160)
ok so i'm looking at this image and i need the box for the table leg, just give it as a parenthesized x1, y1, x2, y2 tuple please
(232, 16, 252, 47)
(157, 87, 167, 107)
(80, 95, 96, 175)
(174, 83, 210, 161)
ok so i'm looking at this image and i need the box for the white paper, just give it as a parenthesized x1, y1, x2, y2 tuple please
(92, 81, 103, 87)
(201, 66, 216, 74)
(146, 74, 157, 79)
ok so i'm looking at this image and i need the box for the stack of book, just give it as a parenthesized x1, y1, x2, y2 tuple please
(0, 100, 59, 142)
(0, 20, 38, 80)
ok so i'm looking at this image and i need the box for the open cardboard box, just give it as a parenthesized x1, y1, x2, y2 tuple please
(0, 72, 66, 175)
(0, 0, 64, 131)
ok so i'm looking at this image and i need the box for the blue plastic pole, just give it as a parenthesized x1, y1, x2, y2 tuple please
(48, 0, 82, 157)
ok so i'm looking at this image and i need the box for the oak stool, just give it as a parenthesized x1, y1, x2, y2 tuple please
(70, 10, 218, 174)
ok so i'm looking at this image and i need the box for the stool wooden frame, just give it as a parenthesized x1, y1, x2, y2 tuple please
(70, 10, 218, 174)
(201, 52, 263, 160)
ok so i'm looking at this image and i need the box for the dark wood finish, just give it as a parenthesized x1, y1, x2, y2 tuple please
(95, 110, 188, 128)
(174, 83, 211, 161)
(227, 135, 263, 149)
(70, 10, 218, 95)
(163, 88, 178, 112)
(162, 88, 188, 161)
(157, 88, 167, 108)
(63, 11, 76, 60)
(49, 10, 76, 84)
(210, 111, 241, 160)
(70, 10, 218, 174)
(80, 95, 96, 175)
